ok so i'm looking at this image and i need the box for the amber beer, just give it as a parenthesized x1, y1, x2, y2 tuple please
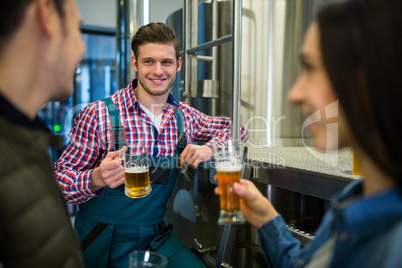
(125, 166, 149, 189)
(352, 152, 363, 175)
(217, 168, 242, 213)
(124, 166, 151, 198)
(213, 141, 245, 224)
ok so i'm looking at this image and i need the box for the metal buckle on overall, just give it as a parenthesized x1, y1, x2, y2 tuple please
(177, 132, 187, 152)
(112, 125, 126, 151)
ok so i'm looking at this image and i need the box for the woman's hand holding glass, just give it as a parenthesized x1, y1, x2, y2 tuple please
(214, 177, 279, 228)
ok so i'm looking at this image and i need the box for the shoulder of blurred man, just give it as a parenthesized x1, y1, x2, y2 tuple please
(0, 115, 84, 267)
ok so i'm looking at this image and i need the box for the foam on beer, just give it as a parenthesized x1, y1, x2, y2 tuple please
(125, 166, 148, 173)
(215, 162, 242, 172)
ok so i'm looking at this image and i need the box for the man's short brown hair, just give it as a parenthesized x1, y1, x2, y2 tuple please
(130, 22, 181, 60)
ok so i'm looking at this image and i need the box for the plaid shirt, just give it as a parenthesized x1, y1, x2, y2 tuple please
(54, 79, 248, 204)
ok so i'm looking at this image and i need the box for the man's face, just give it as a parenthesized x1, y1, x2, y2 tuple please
(132, 42, 182, 98)
(52, 0, 85, 100)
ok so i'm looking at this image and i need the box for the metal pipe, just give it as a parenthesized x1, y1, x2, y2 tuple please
(184, 0, 191, 104)
(212, 0, 218, 75)
(195, 55, 213, 62)
(116, 0, 128, 89)
(216, 225, 238, 267)
(189, 0, 199, 101)
(184, 0, 199, 103)
(231, 0, 242, 141)
(116, 0, 149, 89)
(211, 0, 218, 116)
(186, 34, 232, 54)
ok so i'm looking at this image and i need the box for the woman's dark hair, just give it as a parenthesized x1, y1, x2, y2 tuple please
(130, 22, 181, 61)
(317, 0, 402, 182)
(0, 0, 66, 50)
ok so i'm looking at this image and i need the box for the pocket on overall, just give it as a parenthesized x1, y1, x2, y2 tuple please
(148, 156, 178, 185)
(149, 167, 170, 184)
(79, 222, 115, 267)
(150, 231, 185, 261)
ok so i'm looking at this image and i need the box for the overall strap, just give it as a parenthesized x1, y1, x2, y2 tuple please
(175, 108, 186, 154)
(176, 108, 184, 132)
(102, 97, 127, 151)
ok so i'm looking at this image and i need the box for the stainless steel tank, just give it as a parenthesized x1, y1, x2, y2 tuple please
(167, 0, 323, 148)
(240, 0, 321, 148)
(164, 0, 326, 266)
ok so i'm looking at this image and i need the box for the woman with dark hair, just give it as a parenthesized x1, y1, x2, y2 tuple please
(222, 0, 402, 267)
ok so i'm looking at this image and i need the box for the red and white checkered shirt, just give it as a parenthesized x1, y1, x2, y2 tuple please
(54, 79, 248, 204)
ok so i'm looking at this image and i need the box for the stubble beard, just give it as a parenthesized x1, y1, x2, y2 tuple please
(51, 66, 75, 101)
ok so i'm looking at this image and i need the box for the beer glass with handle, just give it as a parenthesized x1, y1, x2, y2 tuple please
(129, 250, 167, 268)
(213, 140, 245, 225)
(123, 145, 151, 198)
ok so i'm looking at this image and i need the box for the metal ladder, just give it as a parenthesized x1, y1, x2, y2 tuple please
(184, 1, 243, 267)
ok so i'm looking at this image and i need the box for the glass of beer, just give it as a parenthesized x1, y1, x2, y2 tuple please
(213, 140, 245, 225)
(123, 146, 151, 198)
(352, 150, 363, 175)
(129, 250, 167, 268)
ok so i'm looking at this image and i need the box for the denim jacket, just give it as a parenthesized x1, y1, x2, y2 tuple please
(258, 180, 402, 268)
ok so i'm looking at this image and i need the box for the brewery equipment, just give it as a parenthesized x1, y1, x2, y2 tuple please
(162, 1, 335, 267)
(114, 0, 354, 267)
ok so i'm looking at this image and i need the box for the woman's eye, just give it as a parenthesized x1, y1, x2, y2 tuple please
(301, 62, 314, 73)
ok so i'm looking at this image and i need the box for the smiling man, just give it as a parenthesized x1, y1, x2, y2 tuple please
(54, 22, 248, 268)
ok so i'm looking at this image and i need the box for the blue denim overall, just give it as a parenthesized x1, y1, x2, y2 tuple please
(74, 98, 205, 268)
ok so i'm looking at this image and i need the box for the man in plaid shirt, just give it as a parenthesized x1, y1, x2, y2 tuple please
(54, 22, 248, 267)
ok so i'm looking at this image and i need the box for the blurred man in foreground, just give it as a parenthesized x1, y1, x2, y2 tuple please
(0, 0, 85, 267)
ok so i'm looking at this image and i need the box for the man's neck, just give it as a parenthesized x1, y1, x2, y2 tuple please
(134, 87, 168, 116)
(0, 61, 42, 120)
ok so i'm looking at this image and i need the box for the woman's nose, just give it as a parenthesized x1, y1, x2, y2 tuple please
(287, 75, 304, 105)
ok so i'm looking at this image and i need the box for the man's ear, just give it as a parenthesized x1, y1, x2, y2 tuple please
(176, 57, 183, 72)
(36, 0, 58, 37)
(131, 55, 138, 72)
